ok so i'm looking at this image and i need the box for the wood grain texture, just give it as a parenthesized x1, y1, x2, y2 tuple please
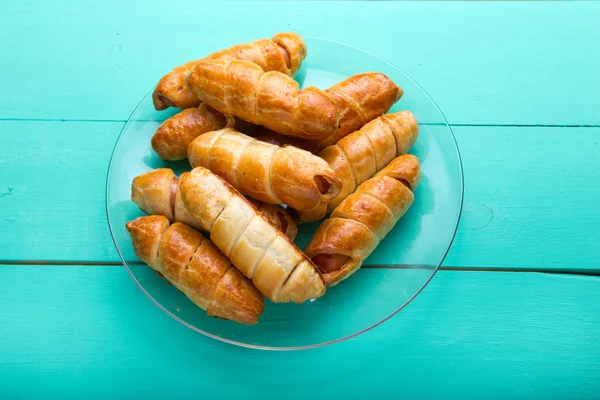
(0, 1, 599, 125)
(1, 121, 598, 272)
(0, 265, 598, 398)
(445, 126, 600, 270)
(0, 121, 123, 262)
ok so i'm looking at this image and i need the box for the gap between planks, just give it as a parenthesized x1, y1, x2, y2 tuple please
(1, 260, 599, 276)
(0, 118, 599, 128)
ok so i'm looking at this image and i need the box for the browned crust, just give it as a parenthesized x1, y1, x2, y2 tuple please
(187, 128, 342, 212)
(304, 154, 421, 286)
(180, 167, 326, 303)
(126, 215, 264, 324)
(249, 72, 403, 153)
(294, 111, 418, 223)
(186, 60, 340, 141)
(152, 32, 307, 111)
(151, 104, 227, 161)
(131, 168, 298, 240)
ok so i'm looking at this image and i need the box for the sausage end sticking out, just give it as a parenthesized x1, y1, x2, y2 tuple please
(311, 253, 351, 274)
(314, 175, 331, 195)
(277, 44, 291, 70)
(169, 177, 178, 217)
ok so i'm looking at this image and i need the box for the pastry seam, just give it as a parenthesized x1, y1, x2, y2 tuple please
(354, 192, 395, 240)
(355, 185, 397, 216)
(205, 262, 233, 316)
(265, 147, 282, 204)
(194, 130, 221, 171)
(222, 207, 256, 256)
(154, 225, 170, 274)
(336, 143, 358, 190)
(383, 115, 408, 155)
(230, 138, 252, 189)
(169, 177, 179, 221)
(326, 215, 380, 246)
(278, 259, 306, 293)
(349, 191, 396, 227)
(247, 233, 278, 280)
(223, 61, 234, 114)
(177, 233, 203, 285)
(206, 200, 228, 232)
(330, 88, 368, 126)
(385, 121, 399, 158)
(363, 130, 380, 175)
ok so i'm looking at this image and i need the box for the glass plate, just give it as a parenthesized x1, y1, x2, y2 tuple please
(106, 37, 463, 350)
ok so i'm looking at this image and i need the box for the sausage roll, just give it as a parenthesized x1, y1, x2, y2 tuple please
(126, 215, 264, 324)
(295, 111, 418, 223)
(152, 32, 306, 110)
(305, 154, 421, 286)
(253, 72, 403, 153)
(179, 167, 326, 303)
(187, 127, 342, 212)
(186, 60, 341, 141)
(130, 168, 298, 240)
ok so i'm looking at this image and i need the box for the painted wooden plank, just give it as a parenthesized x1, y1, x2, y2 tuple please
(0, 121, 123, 263)
(0, 1, 599, 125)
(0, 266, 598, 398)
(445, 126, 600, 270)
(1, 121, 599, 271)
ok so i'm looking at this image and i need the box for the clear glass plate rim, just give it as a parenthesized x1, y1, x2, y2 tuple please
(105, 37, 465, 351)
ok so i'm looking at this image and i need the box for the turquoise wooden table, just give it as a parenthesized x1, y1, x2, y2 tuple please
(1, 1, 599, 398)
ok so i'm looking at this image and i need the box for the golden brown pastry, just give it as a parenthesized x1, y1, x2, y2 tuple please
(305, 154, 421, 286)
(294, 111, 419, 223)
(151, 104, 256, 161)
(252, 72, 403, 153)
(126, 215, 264, 324)
(130, 168, 298, 240)
(152, 32, 307, 110)
(151, 105, 224, 161)
(188, 127, 342, 212)
(179, 167, 326, 303)
(186, 59, 341, 141)
(327, 72, 403, 142)
(152, 73, 401, 160)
